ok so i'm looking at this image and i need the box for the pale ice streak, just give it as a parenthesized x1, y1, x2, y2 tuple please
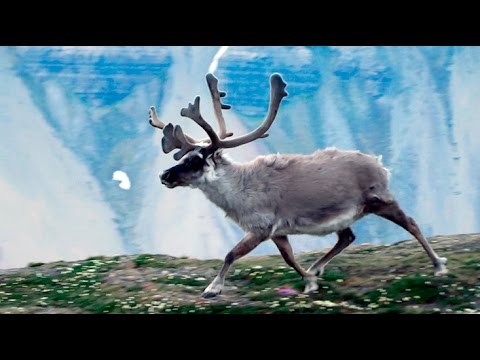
(208, 46, 230, 73)
(112, 170, 131, 190)
(0, 47, 123, 269)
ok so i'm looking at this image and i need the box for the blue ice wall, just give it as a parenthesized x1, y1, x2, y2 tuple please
(1, 46, 479, 267)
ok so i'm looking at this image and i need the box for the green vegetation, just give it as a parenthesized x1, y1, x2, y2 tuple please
(1, 233, 479, 314)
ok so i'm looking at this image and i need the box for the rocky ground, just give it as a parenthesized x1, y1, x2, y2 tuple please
(0, 233, 479, 314)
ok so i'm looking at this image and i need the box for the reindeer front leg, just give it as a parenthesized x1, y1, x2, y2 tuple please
(202, 232, 267, 298)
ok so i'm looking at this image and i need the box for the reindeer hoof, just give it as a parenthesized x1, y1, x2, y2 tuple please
(202, 277, 223, 299)
(434, 266, 449, 276)
(303, 276, 319, 294)
(201, 291, 221, 299)
(438, 257, 448, 265)
(433, 257, 448, 276)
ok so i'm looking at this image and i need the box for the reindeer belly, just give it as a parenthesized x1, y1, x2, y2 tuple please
(272, 207, 363, 237)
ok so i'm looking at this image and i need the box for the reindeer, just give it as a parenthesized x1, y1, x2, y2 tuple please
(148, 73, 448, 298)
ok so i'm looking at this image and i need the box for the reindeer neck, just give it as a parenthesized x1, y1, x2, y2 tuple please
(197, 154, 249, 216)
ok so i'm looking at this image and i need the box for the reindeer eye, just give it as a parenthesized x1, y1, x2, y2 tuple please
(189, 156, 204, 171)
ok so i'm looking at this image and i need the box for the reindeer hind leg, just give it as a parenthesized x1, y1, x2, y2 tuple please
(368, 197, 448, 276)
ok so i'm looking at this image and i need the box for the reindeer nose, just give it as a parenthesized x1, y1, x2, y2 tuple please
(160, 170, 174, 184)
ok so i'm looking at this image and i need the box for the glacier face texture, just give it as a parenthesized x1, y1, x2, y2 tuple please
(0, 48, 123, 269)
(0, 46, 479, 268)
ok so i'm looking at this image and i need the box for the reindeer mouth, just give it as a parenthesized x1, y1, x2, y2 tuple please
(161, 178, 187, 188)
(161, 180, 178, 188)
(160, 170, 182, 188)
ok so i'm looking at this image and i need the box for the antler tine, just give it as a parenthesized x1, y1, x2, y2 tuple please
(216, 73, 288, 149)
(171, 125, 198, 161)
(149, 106, 208, 145)
(205, 73, 234, 139)
(148, 106, 166, 130)
(180, 96, 222, 149)
(161, 123, 199, 161)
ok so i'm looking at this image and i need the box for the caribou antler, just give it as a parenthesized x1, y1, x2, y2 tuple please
(217, 73, 287, 148)
(150, 106, 212, 160)
(148, 106, 166, 130)
(151, 73, 288, 160)
(205, 73, 233, 139)
(180, 96, 222, 149)
(161, 123, 200, 161)
(149, 106, 204, 145)
(181, 73, 288, 150)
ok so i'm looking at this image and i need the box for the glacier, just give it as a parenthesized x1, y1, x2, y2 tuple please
(0, 46, 479, 269)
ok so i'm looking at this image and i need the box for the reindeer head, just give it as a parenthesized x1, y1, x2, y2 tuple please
(149, 73, 288, 188)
